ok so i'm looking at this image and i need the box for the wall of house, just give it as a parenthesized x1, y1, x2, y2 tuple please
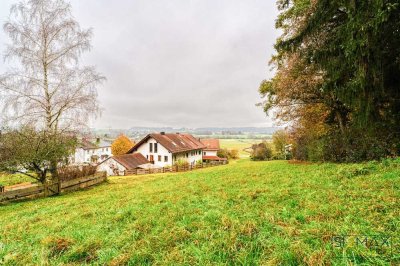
(136, 137, 173, 167)
(203, 150, 218, 157)
(173, 150, 203, 166)
(73, 147, 112, 165)
(97, 158, 126, 176)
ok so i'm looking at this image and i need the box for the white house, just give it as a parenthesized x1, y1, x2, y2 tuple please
(200, 138, 227, 162)
(97, 153, 149, 176)
(71, 138, 112, 165)
(128, 132, 205, 167)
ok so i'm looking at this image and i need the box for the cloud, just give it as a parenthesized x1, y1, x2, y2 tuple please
(0, 0, 280, 128)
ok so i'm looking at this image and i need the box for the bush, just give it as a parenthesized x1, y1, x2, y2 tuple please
(321, 128, 398, 163)
(228, 149, 240, 159)
(57, 165, 97, 181)
(217, 148, 239, 160)
(173, 159, 189, 167)
(251, 142, 273, 161)
(217, 148, 228, 159)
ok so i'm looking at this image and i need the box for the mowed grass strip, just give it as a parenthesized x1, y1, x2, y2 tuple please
(0, 159, 399, 265)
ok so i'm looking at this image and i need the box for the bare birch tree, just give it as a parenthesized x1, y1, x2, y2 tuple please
(0, 0, 105, 132)
(0, 0, 105, 185)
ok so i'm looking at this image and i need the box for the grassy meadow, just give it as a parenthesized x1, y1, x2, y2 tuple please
(219, 139, 262, 157)
(0, 173, 36, 187)
(0, 159, 399, 265)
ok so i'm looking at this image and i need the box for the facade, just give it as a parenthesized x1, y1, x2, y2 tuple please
(72, 138, 112, 165)
(128, 132, 205, 167)
(200, 138, 227, 162)
(97, 153, 149, 176)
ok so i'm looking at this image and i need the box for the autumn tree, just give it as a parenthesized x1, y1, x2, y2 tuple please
(0, 0, 105, 181)
(272, 130, 289, 159)
(250, 142, 273, 161)
(260, 0, 400, 162)
(111, 135, 135, 155)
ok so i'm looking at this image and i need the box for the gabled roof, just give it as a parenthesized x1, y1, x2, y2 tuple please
(111, 153, 149, 170)
(128, 133, 206, 154)
(203, 155, 227, 161)
(200, 139, 220, 151)
(79, 139, 111, 150)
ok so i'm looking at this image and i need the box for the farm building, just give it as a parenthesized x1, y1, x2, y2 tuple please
(128, 132, 205, 167)
(97, 153, 149, 176)
(200, 138, 227, 162)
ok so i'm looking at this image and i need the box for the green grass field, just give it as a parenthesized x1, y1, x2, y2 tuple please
(0, 159, 399, 265)
(219, 139, 262, 157)
(0, 173, 36, 187)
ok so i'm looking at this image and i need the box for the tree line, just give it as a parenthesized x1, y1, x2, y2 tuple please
(259, 0, 400, 162)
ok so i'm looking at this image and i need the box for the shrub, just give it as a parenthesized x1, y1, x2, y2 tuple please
(228, 149, 240, 159)
(57, 165, 97, 181)
(272, 130, 289, 159)
(251, 142, 273, 161)
(174, 159, 189, 167)
(217, 148, 239, 160)
(217, 148, 228, 159)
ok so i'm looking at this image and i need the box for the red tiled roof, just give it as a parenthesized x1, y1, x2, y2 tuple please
(128, 133, 206, 154)
(112, 153, 149, 169)
(200, 139, 220, 151)
(203, 156, 227, 161)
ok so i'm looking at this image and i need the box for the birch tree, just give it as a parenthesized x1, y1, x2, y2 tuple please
(0, 0, 105, 183)
(0, 0, 105, 132)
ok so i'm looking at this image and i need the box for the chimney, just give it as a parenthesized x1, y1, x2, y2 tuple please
(160, 132, 165, 135)
(176, 132, 180, 134)
(96, 137, 100, 143)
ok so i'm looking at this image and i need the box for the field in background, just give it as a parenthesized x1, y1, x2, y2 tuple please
(219, 139, 263, 157)
(0, 173, 35, 187)
(1, 159, 398, 265)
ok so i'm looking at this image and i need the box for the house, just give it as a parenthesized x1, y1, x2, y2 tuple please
(200, 138, 227, 162)
(97, 153, 149, 176)
(71, 138, 112, 165)
(128, 132, 205, 167)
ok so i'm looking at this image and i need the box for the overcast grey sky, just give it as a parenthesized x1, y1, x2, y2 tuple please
(0, 0, 279, 129)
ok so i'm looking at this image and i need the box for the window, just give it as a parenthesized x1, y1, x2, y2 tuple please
(164, 156, 168, 162)
(158, 155, 161, 162)
(186, 153, 188, 158)
(149, 143, 153, 152)
(154, 143, 158, 153)
(146, 155, 149, 159)
(203, 152, 206, 156)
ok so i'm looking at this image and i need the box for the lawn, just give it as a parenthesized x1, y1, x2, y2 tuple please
(0, 173, 36, 187)
(219, 139, 262, 157)
(0, 159, 399, 265)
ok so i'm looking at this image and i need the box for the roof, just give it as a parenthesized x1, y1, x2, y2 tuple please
(203, 155, 227, 161)
(128, 133, 206, 154)
(111, 153, 149, 169)
(200, 139, 220, 151)
(79, 139, 111, 150)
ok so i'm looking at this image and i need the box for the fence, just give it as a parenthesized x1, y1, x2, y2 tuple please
(125, 160, 228, 176)
(0, 171, 107, 203)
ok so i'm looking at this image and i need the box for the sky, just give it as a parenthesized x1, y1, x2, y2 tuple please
(0, 0, 280, 129)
